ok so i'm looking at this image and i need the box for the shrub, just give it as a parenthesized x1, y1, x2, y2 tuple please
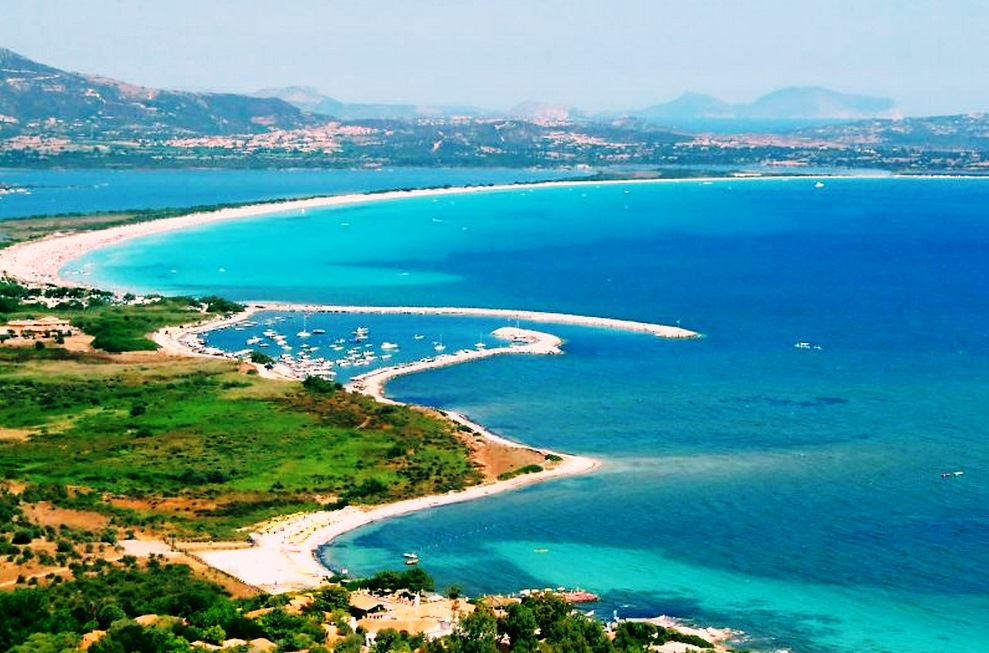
(11, 529, 32, 545)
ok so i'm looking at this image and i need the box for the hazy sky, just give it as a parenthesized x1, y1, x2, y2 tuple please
(3, 0, 986, 115)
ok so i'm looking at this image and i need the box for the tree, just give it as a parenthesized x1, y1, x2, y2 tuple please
(250, 350, 275, 365)
(448, 604, 498, 653)
(501, 602, 538, 653)
(612, 621, 656, 652)
(401, 567, 435, 593)
(547, 614, 612, 653)
(308, 586, 351, 612)
(521, 592, 570, 639)
(5, 631, 80, 653)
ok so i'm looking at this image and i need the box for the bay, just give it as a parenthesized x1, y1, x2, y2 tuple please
(62, 175, 989, 653)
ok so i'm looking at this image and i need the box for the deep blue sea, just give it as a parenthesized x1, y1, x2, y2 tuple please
(0, 167, 575, 220)
(37, 171, 989, 652)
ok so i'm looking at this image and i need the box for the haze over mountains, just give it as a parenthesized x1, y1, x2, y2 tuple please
(3, 45, 987, 176)
(0, 45, 910, 137)
(253, 85, 901, 124)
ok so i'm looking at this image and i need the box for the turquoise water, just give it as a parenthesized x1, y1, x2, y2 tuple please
(63, 176, 989, 652)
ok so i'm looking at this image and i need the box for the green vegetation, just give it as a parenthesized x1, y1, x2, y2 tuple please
(0, 200, 325, 249)
(0, 351, 480, 537)
(0, 559, 340, 652)
(496, 464, 544, 481)
(67, 296, 242, 352)
(1, 277, 242, 352)
(345, 568, 435, 594)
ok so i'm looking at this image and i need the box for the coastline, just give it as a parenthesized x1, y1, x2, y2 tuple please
(0, 173, 832, 290)
(146, 307, 603, 592)
(0, 178, 679, 593)
(152, 305, 696, 375)
(146, 308, 603, 593)
(196, 446, 600, 594)
(191, 321, 601, 594)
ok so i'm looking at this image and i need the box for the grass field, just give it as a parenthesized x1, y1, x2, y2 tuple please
(1, 283, 483, 540)
(0, 346, 481, 538)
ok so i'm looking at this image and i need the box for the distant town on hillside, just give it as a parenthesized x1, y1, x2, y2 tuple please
(1, 47, 987, 174)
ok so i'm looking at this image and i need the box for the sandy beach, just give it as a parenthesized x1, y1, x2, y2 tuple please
(0, 179, 699, 594)
(0, 174, 780, 291)
(186, 320, 599, 593)
(196, 451, 599, 593)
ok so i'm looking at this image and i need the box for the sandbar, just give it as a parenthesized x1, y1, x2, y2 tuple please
(2, 174, 789, 291)
(0, 179, 703, 593)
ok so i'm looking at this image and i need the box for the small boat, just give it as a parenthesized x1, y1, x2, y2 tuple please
(403, 552, 418, 559)
(246, 336, 262, 345)
(414, 334, 425, 340)
(381, 342, 400, 350)
(815, 181, 825, 188)
(312, 328, 326, 335)
(403, 553, 419, 565)
(794, 341, 823, 350)
(433, 342, 446, 352)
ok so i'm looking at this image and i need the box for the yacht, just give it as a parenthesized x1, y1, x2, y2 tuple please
(297, 315, 311, 338)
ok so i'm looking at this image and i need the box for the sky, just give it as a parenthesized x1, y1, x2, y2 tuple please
(2, 0, 987, 116)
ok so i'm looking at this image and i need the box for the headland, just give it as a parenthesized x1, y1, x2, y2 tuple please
(0, 180, 697, 595)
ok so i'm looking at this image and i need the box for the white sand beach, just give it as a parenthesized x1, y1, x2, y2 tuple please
(190, 321, 599, 593)
(196, 451, 599, 594)
(0, 179, 709, 593)
(0, 175, 752, 291)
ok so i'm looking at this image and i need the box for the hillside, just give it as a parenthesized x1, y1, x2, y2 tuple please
(0, 48, 319, 138)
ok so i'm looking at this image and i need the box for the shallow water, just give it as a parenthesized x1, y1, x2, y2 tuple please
(63, 175, 989, 653)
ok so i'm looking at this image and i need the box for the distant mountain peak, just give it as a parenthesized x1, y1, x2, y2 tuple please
(510, 100, 581, 123)
(634, 86, 899, 122)
(254, 85, 490, 121)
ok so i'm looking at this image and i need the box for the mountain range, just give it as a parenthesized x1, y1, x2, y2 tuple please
(0, 46, 910, 140)
(0, 47, 317, 137)
(633, 87, 901, 121)
(254, 85, 900, 124)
